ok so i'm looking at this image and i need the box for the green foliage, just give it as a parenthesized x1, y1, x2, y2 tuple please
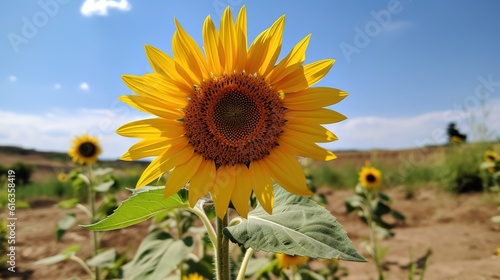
(82, 187, 188, 231)
(438, 145, 484, 193)
(56, 213, 77, 242)
(345, 185, 405, 238)
(122, 233, 194, 279)
(0, 221, 8, 269)
(224, 185, 366, 262)
(15, 179, 74, 200)
(10, 162, 35, 185)
(34, 245, 81, 265)
(310, 164, 359, 189)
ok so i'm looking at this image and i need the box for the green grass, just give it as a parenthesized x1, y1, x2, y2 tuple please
(11, 172, 143, 201)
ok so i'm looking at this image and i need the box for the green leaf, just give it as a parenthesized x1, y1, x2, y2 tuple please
(480, 162, 495, 169)
(34, 245, 80, 265)
(93, 167, 114, 176)
(391, 210, 406, 222)
(94, 180, 115, 192)
(86, 248, 116, 268)
(81, 186, 188, 231)
(58, 198, 80, 209)
(224, 185, 366, 262)
(77, 173, 90, 186)
(491, 215, 500, 223)
(56, 213, 77, 242)
(122, 232, 193, 279)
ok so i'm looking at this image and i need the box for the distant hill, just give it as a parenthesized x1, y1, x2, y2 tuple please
(0, 145, 149, 181)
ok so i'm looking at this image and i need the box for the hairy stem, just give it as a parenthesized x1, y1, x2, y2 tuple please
(216, 213, 230, 280)
(88, 166, 100, 280)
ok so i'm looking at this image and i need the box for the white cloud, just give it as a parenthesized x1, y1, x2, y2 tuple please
(8, 75, 17, 82)
(81, 0, 131, 17)
(0, 108, 146, 160)
(54, 83, 61, 90)
(323, 98, 500, 151)
(79, 82, 90, 91)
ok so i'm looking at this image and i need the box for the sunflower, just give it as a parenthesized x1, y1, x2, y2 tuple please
(484, 151, 499, 162)
(117, 6, 347, 218)
(182, 273, 205, 280)
(276, 253, 309, 270)
(68, 134, 102, 165)
(359, 163, 382, 189)
(57, 172, 67, 182)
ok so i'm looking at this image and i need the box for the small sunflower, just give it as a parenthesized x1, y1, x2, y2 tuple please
(182, 273, 204, 280)
(484, 151, 499, 162)
(57, 172, 67, 182)
(68, 134, 102, 165)
(276, 253, 309, 270)
(117, 6, 347, 218)
(359, 163, 382, 189)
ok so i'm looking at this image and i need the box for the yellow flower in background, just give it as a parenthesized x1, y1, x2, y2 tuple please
(451, 136, 463, 144)
(57, 173, 67, 182)
(484, 151, 499, 162)
(68, 134, 102, 165)
(276, 253, 309, 269)
(182, 273, 204, 280)
(359, 162, 382, 189)
(117, 6, 347, 219)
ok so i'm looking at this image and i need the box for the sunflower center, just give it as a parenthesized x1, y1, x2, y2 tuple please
(213, 92, 260, 142)
(184, 73, 286, 166)
(78, 142, 97, 157)
(366, 174, 376, 183)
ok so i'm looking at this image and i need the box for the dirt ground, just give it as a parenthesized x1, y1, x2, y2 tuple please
(3, 186, 499, 280)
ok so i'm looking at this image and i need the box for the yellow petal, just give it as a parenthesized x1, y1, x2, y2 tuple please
(203, 16, 224, 76)
(173, 19, 209, 82)
(135, 143, 193, 188)
(280, 136, 337, 161)
(263, 147, 312, 196)
(249, 160, 274, 214)
(188, 159, 216, 207)
(275, 59, 334, 93)
(284, 87, 348, 110)
(116, 118, 185, 138)
(268, 34, 310, 84)
(144, 45, 192, 91)
(142, 73, 189, 99)
(211, 165, 236, 219)
(220, 7, 237, 73)
(121, 74, 188, 106)
(172, 31, 202, 85)
(247, 15, 285, 77)
(286, 108, 347, 124)
(119, 95, 183, 120)
(230, 164, 253, 218)
(235, 6, 248, 72)
(284, 123, 338, 143)
(164, 153, 203, 198)
(120, 137, 186, 161)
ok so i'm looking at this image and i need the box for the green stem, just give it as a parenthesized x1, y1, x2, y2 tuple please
(88, 165, 100, 280)
(236, 248, 254, 280)
(216, 213, 230, 280)
(190, 203, 217, 247)
(365, 190, 384, 280)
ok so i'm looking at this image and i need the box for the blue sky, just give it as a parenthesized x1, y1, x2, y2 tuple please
(1, 0, 500, 159)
